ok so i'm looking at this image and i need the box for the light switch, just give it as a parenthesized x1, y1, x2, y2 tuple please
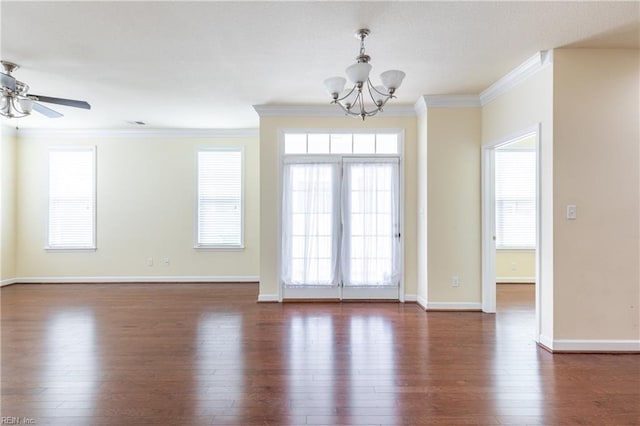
(567, 205, 577, 220)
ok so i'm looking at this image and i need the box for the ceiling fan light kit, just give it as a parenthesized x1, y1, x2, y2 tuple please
(323, 29, 405, 120)
(0, 60, 91, 119)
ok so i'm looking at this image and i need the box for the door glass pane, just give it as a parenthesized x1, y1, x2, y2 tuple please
(342, 162, 400, 287)
(282, 163, 338, 286)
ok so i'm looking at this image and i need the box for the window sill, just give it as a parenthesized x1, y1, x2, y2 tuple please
(44, 247, 97, 253)
(193, 246, 245, 252)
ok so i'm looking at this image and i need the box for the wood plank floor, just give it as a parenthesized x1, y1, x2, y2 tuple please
(1, 283, 638, 425)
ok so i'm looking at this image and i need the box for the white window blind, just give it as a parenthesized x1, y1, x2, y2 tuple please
(48, 147, 96, 249)
(495, 149, 536, 249)
(197, 148, 243, 248)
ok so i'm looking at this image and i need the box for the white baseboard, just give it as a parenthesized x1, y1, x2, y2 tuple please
(497, 277, 535, 284)
(426, 302, 482, 311)
(416, 295, 428, 310)
(257, 294, 279, 302)
(1, 278, 18, 287)
(10, 275, 259, 284)
(538, 334, 554, 351)
(543, 338, 640, 353)
(403, 294, 417, 303)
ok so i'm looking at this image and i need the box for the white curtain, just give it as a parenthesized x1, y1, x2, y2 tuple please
(341, 159, 400, 287)
(281, 161, 340, 286)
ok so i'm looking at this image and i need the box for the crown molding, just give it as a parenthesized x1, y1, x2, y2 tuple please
(1, 123, 18, 138)
(423, 95, 481, 108)
(14, 127, 259, 139)
(413, 95, 480, 115)
(480, 50, 554, 106)
(414, 96, 428, 115)
(253, 104, 417, 118)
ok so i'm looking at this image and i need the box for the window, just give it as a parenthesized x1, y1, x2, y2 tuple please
(495, 148, 536, 249)
(196, 147, 243, 248)
(283, 132, 399, 155)
(47, 147, 96, 250)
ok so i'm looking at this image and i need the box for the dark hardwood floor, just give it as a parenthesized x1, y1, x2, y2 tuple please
(1, 283, 638, 425)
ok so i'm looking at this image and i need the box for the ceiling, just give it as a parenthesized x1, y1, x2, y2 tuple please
(1, 1, 638, 130)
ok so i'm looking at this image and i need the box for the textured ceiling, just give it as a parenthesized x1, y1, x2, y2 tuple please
(1, 1, 638, 129)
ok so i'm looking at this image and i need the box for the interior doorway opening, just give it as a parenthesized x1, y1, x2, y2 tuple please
(482, 125, 540, 341)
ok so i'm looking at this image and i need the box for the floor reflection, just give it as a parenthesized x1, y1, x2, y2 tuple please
(348, 315, 398, 419)
(284, 309, 400, 422)
(287, 314, 335, 408)
(493, 284, 543, 419)
(196, 312, 244, 417)
(44, 309, 98, 416)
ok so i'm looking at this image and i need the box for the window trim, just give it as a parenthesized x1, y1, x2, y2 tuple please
(194, 145, 245, 250)
(45, 145, 97, 251)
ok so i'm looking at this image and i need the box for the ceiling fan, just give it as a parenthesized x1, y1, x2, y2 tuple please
(0, 60, 91, 119)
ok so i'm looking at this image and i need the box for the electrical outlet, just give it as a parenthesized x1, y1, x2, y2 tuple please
(146, 257, 153, 267)
(452, 276, 459, 287)
(163, 258, 170, 267)
(511, 261, 517, 271)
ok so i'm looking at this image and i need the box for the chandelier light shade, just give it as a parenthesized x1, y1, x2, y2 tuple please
(323, 28, 405, 120)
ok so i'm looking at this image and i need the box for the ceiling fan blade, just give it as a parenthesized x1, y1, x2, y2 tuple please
(29, 94, 91, 110)
(32, 102, 63, 118)
(1, 72, 16, 91)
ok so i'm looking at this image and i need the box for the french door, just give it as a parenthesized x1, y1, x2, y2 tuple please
(281, 157, 400, 300)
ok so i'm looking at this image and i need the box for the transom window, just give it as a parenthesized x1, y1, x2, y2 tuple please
(284, 132, 398, 155)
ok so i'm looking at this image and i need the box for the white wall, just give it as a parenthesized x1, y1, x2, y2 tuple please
(257, 115, 418, 301)
(1, 126, 17, 284)
(14, 130, 260, 281)
(553, 49, 639, 343)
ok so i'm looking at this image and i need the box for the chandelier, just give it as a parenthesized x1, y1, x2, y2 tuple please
(323, 29, 405, 120)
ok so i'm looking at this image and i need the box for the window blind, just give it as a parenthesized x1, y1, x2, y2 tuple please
(197, 148, 243, 248)
(495, 149, 536, 249)
(48, 147, 96, 249)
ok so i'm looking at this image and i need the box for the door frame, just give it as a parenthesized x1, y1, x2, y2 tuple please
(277, 129, 405, 302)
(481, 124, 541, 341)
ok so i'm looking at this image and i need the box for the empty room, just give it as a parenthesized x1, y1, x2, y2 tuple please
(1, 1, 639, 425)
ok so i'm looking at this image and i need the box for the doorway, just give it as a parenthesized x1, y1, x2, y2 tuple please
(279, 131, 403, 301)
(482, 125, 541, 340)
